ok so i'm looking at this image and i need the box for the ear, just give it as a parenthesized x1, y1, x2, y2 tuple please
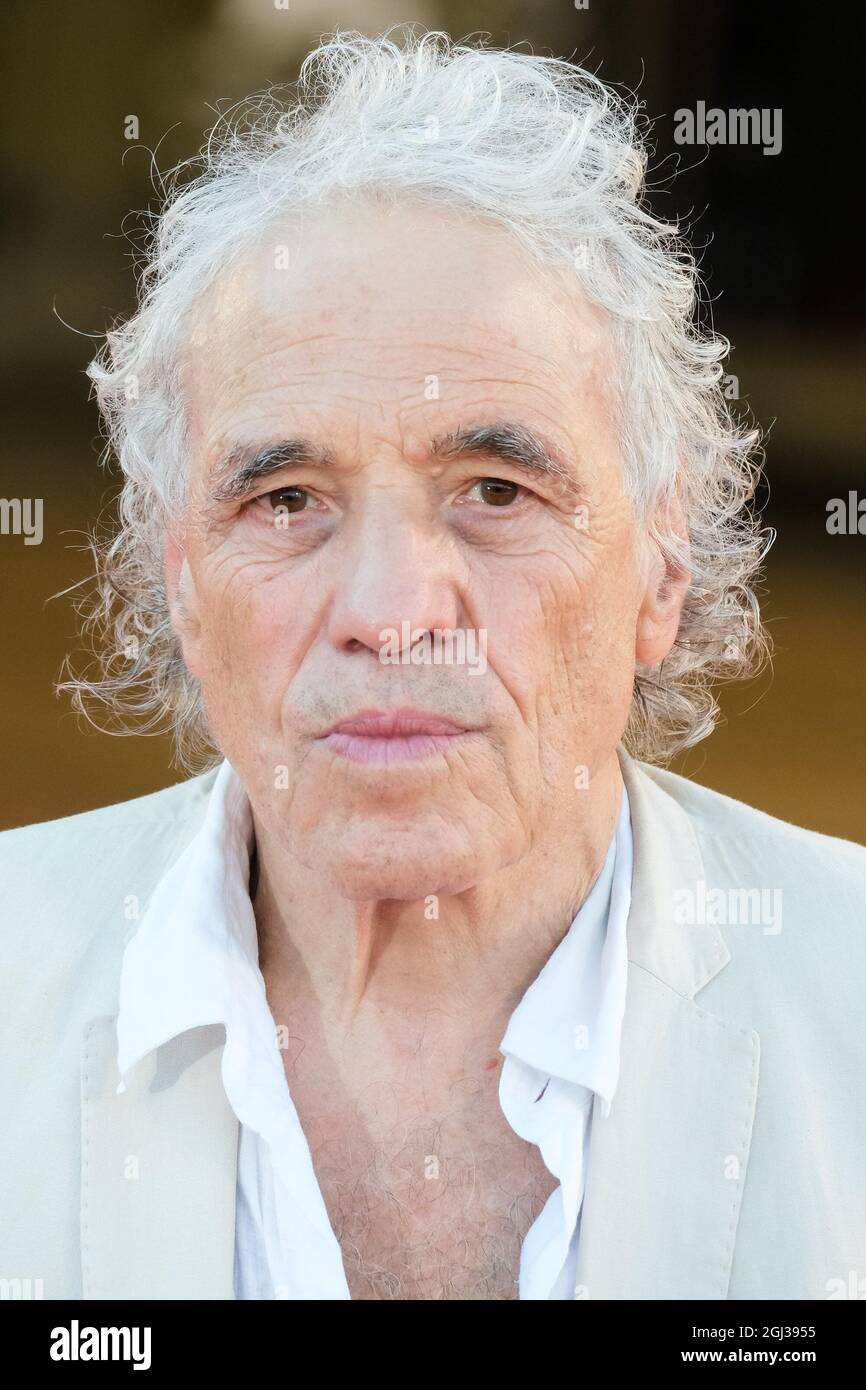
(634, 492, 691, 667)
(164, 532, 204, 676)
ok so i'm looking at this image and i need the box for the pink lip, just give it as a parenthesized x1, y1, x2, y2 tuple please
(318, 707, 472, 765)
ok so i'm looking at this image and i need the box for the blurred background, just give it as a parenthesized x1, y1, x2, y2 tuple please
(1, 0, 863, 837)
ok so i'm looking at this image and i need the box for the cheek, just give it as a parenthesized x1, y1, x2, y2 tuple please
(195, 562, 304, 711)
(531, 547, 640, 738)
(462, 557, 630, 799)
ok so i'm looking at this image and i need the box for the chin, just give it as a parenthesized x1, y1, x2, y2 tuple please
(327, 841, 486, 904)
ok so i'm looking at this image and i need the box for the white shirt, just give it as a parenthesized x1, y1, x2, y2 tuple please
(115, 758, 632, 1300)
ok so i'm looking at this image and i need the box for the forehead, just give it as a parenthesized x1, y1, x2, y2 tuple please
(181, 200, 617, 455)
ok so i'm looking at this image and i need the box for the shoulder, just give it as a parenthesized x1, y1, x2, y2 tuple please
(628, 756, 866, 895)
(0, 767, 220, 1016)
(0, 765, 219, 854)
(0, 764, 220, 904)
(625, 754, 865, 1050)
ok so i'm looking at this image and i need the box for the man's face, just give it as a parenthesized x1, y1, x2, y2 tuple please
(171, 201, 664, 900)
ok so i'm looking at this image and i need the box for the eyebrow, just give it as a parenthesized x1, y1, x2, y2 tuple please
(209, 438, 337, 504)
(429, 423, 582, 496)
(207, 421, 583, 505)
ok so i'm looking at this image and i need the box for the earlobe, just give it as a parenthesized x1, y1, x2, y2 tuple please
(634, 503, 691, 666)
(164, 534, 203, 670)
(635, 558, 689, 666)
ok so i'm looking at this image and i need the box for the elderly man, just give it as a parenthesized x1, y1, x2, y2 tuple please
(1, 30, 863, 1303)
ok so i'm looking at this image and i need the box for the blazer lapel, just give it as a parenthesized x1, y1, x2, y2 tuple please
(573, 753, 761, 1299)
(78, 752, 759, 1300)
(80, 1018, 238, 1299)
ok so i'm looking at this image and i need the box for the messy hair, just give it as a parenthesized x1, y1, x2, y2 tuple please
(59, 25, 772, 769)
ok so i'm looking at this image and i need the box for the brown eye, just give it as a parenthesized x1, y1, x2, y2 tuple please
(473, 478, 520, 506)
(268, 486, 309, 514)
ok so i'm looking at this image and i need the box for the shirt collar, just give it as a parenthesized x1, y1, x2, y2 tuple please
(497, 782, 632, 1116)
(115, 757, 259, 1093)
(116, 759, 632, 1116)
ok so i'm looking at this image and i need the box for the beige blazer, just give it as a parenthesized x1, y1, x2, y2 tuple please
(1, 749, 864, 1300)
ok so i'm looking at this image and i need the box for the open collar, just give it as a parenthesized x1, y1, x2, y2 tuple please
(80, 748, 759, 1299)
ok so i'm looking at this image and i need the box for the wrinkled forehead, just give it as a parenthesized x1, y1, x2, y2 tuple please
(180, 200, 619, 461)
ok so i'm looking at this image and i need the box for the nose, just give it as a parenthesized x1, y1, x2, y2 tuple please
(326, 506, 463, 659)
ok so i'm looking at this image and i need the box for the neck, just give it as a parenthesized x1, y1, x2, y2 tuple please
(251, 752, 623, 1062)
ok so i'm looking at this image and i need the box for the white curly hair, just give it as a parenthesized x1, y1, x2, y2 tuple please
(59, 24, 772, 770)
